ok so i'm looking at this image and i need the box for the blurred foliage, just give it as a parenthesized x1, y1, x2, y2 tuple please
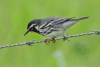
(0, 0, 100, 67)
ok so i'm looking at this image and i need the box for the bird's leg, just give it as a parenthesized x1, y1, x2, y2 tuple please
(44, 39, 50, 44)
(52, 36, 56, 43)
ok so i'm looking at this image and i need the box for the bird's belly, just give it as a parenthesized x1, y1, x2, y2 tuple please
(44, 29, 67, 38)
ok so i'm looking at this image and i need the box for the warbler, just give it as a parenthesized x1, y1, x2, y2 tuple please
(24, 16, 89, 44)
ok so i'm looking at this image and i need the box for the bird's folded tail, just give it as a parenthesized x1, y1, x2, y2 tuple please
(72, 16, 90, 21)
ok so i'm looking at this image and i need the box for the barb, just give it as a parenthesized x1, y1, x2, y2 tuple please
(0, 30, 100, 49)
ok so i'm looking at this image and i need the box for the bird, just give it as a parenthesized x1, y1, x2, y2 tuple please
(24, 16, 89, 44)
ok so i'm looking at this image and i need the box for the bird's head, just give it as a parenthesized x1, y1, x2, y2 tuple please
(24, 19, 40, 36)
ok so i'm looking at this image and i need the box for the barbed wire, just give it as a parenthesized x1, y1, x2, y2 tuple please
(0, 30, 100, 49)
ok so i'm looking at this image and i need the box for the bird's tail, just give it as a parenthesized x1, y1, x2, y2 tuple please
(72, 16, 90, 21)
(62, 16, 90, 30)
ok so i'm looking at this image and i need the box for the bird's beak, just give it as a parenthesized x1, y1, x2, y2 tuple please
(24, 29, 30, 36)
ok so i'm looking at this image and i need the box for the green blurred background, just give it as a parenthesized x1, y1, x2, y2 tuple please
(0, 0, 100, 67)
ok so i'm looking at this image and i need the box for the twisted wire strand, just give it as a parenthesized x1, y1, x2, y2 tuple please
(0, 30, 100, 49)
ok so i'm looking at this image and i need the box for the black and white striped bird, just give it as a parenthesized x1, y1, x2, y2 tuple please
(24, 16, 89, 44)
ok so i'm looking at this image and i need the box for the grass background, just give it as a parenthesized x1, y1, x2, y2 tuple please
(0, 0, 100, 67)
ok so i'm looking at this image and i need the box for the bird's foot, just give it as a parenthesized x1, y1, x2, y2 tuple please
(44, 39, 50, 44)
(52, 38, 56, 43)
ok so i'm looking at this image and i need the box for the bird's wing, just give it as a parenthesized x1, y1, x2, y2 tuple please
(44, 16, 89, 29)
(38, 16, 89, 36)
(38, 17, 56, 29)
(38, 17, 72, 36)
(39, 17, 71, 29)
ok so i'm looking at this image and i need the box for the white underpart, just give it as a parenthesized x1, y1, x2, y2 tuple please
(44, 21, 76, 38)
(45, 28, 64, 38)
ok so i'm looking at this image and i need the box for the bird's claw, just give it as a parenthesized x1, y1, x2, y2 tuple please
(44, 39, 50, 45)
(52, 38, 56, 43)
